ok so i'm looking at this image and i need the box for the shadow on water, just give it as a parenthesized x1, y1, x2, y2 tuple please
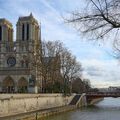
(40, 98, 120, 120)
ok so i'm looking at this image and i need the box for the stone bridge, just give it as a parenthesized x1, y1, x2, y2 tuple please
(86, 92, 120, 105)
(86, 92, 120, 98)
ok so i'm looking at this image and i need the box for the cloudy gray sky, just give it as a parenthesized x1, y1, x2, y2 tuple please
(0, 0, 120, 88)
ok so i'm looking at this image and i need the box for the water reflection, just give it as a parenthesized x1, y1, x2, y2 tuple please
(44, 98, 120, 120)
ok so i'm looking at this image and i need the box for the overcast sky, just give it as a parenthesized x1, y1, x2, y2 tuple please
(0, 0, 120, 88)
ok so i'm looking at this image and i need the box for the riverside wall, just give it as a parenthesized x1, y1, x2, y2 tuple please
(76, 93, 87, 107)
(0, 94, 74, 118)
(0, 94, 104, 120)
(88, 97, 104, 105)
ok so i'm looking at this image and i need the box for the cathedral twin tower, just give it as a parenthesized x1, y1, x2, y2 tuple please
(0, 14, 42, 93)
(0, 13, 40, 53)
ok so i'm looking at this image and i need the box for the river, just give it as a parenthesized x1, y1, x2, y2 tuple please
(44, 98, 120, 120)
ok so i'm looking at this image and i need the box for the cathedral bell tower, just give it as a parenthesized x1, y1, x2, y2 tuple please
(16, 13, 41, 67)
(16, 13, 42, 93)
(16, 13, 40, 52)
(0, 19, 13, 52)
(0, 19, 14, 68)
(0, 14, 42, 93)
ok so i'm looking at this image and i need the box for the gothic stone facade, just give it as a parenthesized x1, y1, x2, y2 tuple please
(0, 14, 42, 93)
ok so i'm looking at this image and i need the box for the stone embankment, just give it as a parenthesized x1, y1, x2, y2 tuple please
(1, 105, 77, 120)
(88, 98, 104, 105)
(0, 93, 103, 120)
(0, 94, 75, 120)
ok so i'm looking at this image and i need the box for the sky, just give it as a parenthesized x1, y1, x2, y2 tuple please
(0, 0, 120, 88)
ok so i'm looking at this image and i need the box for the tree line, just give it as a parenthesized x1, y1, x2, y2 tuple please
(36, 40, 91, 94)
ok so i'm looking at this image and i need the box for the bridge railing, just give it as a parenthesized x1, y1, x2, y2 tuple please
(87, 92, 120, 96)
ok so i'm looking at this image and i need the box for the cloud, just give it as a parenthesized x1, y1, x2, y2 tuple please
(0, 0, 119, 88)
(81, 59, 120, 88)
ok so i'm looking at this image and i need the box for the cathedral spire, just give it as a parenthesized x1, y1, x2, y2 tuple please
(30, 12, 33, 18)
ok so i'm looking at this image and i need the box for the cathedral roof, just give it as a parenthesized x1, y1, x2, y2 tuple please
(18, 13, 38, 24)
(0, 18, 12, 27)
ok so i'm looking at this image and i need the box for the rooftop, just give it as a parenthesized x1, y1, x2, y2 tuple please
(18, 13, 38, 24)
(0, 18, 12, 27)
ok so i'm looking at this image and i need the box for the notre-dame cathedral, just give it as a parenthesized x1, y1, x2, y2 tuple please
(0, 13, 42, 93)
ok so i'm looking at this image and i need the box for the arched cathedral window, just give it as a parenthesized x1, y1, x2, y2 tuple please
(27, 24, 29, 40)
(0, 26, 2, 41)
(25, 60, 29, 68)
(21, 56, 29, 68)
(8, 29, 10, 41)
(6, 43, 10, 52)
(20, 44, 25, 52)
(22, 24, 25, 41)
(21, 60, 29, 68)
(0, 44, 1, 52)
(21, 60, 24, 67)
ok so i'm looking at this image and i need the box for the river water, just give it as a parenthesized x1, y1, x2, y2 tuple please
(44, 98, 120, 120)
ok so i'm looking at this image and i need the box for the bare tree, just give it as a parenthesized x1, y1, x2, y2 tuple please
(72, 77, 84, 94)
(29, 39, 43, 93)
(41, 40, 82, 93)
(83, 79, 91, 93)
(67, 0, 120, 57)
(41, 40, 63, 92)
(60, 47, 82, 94)
(72, 77, 91, 93)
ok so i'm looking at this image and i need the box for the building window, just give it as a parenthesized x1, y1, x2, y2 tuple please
(0, 26, 2, 41)
(22, 24, 25, 41)
(21, 45, 24, 51)
(27, 24, 29, 40)
(0, 44, 1, 52)
(8, 29, 10, 41)
(21, 60, 29, 68)
(21, 60, 24, 67)
(6, 43, 10, 52)
(25, 60, 29, 67)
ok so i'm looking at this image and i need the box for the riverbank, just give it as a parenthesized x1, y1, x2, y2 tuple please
(0, 94, 104, 120)
(89, 98, 104, 105)
(0, 105, 77, 120)
(43, 98, 120, 120)
(0, 94, 75, 119)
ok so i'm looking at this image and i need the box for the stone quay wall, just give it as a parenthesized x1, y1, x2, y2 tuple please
(89, 98, 104, 105)
(0, 94, 74, 117)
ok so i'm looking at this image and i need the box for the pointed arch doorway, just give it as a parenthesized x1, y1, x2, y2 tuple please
(2, 76, 15, 93)
(18, 77, 28, 93)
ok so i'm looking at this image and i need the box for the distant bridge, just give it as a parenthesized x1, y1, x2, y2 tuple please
(86, 92, 120, 98)
(86, 92, 120, 104)
(68, 92, 120, 107)
(69, 92, 120, 107)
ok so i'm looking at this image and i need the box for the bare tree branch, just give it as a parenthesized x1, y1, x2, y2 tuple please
(66, 0, 120, 58)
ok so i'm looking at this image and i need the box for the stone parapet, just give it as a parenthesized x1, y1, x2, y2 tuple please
(0, 94, 74, 118)
(0, 68, 30, 75)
